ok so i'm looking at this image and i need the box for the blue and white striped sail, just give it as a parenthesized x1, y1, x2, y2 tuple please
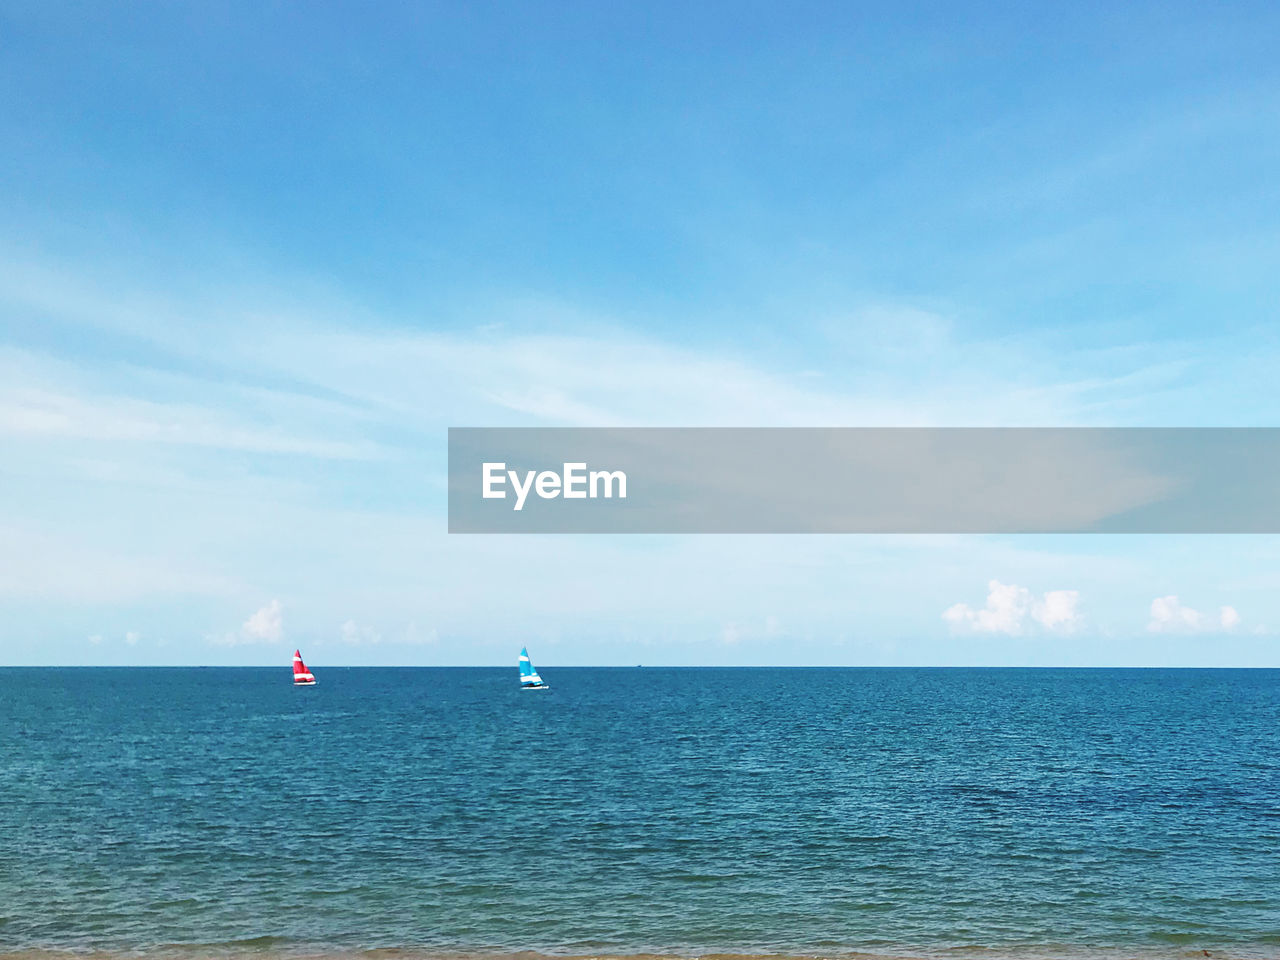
(518, 647, 547, 688)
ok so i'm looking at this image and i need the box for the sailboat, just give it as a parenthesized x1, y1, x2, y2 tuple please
(292, 649, 317, 685)
(518, 647, 550, 690)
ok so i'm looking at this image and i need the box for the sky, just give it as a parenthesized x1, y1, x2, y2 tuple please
(2, 1, 1280, 666)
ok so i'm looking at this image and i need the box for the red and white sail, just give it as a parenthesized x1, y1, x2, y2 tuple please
(292, 649, 316, 685)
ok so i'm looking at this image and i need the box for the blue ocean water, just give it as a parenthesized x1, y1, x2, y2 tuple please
(1, 667, 1278, 959)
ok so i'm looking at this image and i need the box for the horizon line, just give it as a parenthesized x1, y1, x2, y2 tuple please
(3, 663, 1278, 670)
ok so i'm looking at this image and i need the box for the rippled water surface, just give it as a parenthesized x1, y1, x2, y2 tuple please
(2, 667, 1278, 958)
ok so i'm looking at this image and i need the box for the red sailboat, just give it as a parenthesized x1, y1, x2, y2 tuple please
(292, 649, 316, 685)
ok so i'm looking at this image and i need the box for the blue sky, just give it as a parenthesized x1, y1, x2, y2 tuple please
(2, 2, 1280, 666)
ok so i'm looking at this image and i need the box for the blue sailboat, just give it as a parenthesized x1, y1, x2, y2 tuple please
(519, 647, 550, 690)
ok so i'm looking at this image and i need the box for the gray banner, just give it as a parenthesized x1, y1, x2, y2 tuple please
(447, 428, 1280, 533)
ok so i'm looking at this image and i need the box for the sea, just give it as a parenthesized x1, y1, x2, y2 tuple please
(1, 667, 1278, 960)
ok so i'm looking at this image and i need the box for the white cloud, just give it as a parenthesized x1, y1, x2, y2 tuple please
(0, 264, 1191, 628)
(7, 261, 1280, 667)
(214, 600, 284, 646)
(340, 619, 382, 645)
(88, 634, 102, 645)
(720, 616, 784, 646)
(336, 619, 442, 646)
(943, 580, 1082, 635)
(1148, 595, 1241, 633)
(1035, 590, 1082, 630)
(124, 631, 140, 646)
(401, 621, 439, 646)
(243, 600, 283, 641)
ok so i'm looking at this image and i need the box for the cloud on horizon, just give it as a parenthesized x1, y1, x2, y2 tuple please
(1147, 595, 1240, 633)
(212, 600, 284, 646)
(5, 260, 1280, 666)
(943, 580, 1082, 635)
(340, 619, 382, 645)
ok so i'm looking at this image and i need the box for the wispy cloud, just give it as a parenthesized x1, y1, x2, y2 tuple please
(335, 619, 442, 646)
(4, 259, 1280, 665)
(0, 521, 241, 603)
(0, 358, 380, 460)
(719, 615, 782, 646)
(1147, 595, 1241, 633)
(340, 619, 382, 645)
(0, 260, 1197, 440)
